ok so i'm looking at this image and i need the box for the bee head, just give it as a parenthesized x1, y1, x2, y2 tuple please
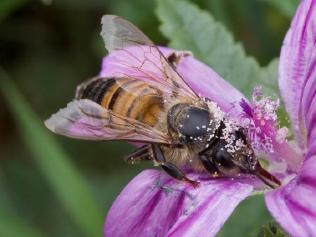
(211, 139, 281, 188)
(211, 140, 247, 176)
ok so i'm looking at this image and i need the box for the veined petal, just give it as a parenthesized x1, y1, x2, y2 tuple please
(265, 155, 316, 237)
(278, 0, 316, 150)
(104, 170, 253, 237)
(303, 44, 316, 148)
(265, 107, 316, 236)
(100, 47, 246, 116)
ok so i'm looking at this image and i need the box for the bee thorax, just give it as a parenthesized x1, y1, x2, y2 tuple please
(167, 103, 220, 146)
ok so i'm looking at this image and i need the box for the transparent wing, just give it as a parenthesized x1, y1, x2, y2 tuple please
(101, 15, 153, 51)
(101, 15, 198, 99)
(45, 99, 171, 144)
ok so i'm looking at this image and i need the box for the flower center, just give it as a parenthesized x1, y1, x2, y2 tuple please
(239, 87, 287, 155)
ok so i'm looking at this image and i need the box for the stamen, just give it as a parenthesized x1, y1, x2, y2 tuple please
(239, 87, 288, 154)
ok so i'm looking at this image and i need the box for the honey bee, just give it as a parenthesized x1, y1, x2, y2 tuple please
(45, 15, 281, 188)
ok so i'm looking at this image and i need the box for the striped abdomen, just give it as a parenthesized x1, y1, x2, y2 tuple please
(78, 77, 165, 127)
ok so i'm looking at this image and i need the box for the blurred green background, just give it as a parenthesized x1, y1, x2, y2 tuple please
(0, 0, 296, 236)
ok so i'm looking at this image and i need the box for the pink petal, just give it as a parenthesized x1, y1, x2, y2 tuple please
(265, 153, 316, 237)
(302, 41, 316, 149)
(100, 47, 246, 116)
(104, 170, 253, 237)
(278, 0, 316, 150)
(266, 2, 316, 235)
(175, 54, 246, 115)
(266, 62, 316, 236)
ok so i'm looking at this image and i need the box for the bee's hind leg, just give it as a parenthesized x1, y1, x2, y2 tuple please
(152, 144, 200, 188)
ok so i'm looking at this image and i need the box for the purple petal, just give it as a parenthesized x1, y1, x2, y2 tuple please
(174, 53, 246, 115)
(265, 96, 316, 236)
(278, 0, 316, 149)
(104, 170, 253, 237)
(100, 47, 246, 116)
(303, 43, 316, 149)
(265, 155, 316, 236)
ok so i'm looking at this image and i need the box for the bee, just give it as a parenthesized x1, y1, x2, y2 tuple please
(45, 15, 281, 188)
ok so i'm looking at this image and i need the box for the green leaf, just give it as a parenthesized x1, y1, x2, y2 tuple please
(0, 0, 28, 22)
(156, 0, 279, 98)
(0, 169, 47, 237)
(257, 221, 289, 237)
(261, 0, 299, 18)
(217, 195, 271, 237)
(0, 69, 103, 237)
(0, 211, 46, 237)
(258, 59, 279, 97)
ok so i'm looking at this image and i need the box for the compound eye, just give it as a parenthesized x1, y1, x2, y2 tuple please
(213, 148, 241, 176)
(214, 149, 235, 169)
(179, 107, 210, 137)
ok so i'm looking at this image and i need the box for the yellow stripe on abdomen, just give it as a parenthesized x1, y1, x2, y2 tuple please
(80, 77, 165, 127)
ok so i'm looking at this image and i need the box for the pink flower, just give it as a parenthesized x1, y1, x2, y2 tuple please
(45, 0, 316, 236)
(101, 0, 316, 236)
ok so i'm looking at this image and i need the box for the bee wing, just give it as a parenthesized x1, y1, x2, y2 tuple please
(101, 15, 198, 99)
(101, 15, 154, 51)
(45, 99, 171, 144)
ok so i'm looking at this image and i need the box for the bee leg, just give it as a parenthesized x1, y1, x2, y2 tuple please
(125, 144, 152, 164)
(152, 144, 200, 187)
(199, 154, 219, 177)
(161, 163, 200, 188)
